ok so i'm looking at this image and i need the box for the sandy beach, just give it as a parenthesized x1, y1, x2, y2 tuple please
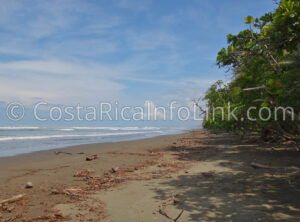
(1, 130, 300, 221)
(0, 0, 299, 221)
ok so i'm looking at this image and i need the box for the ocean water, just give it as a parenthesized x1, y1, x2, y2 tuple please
(0, 126, 184, 157)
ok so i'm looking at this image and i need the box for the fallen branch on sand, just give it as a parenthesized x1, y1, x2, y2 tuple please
(158, 196, 184, 222)
(54, 151, 72, 155)
(74, 169, 93, 177)
(0, 194, 25, 206)
(159, 205, 184, 222)
(202, 171, 215, 178)
(251, 162, 300, 171)
(31, 211, 70, 221)
(174, 210, 184, 222)
(159, 204, 173, 220)
(51, 187, 87, 200)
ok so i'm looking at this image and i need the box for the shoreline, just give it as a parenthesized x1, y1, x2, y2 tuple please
(1, 129, 300, 221)
(0, 130, 194, 220)
(0, 130, 189, 162)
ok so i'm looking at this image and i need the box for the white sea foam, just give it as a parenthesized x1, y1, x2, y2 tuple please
(140, 127, 160, 130)
(71, 126, 160, 131)
(0, 126, 161, 131)
(0, 126, 40, 130)
(58, 128, 75, 131)
(0, 131, 155, 142)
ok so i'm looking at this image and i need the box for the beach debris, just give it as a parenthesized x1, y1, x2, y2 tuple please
(250, 162, 300, 171)
(158, 198, 184, 222)
(149, 151, 160, 156)
(51, 187, 87, 200)
(174, 210, 184, 222)
(86, 154, 98, 161)
(54, 151, 72, 155)
(51, 188, 59, 195)
(86, 175, 94, 179)
(157, 162, 180, 168)
(31, 211, 70, 221)
(87, 175, 126, 190)
(64, 187, 82, 195)
(54, 212, 64, 218)
(74, 169, 93, 177)
(251, 162, 275, 169)
(111, 167, 119, 173)
(202, 171, 215, 178)
(63, 187, 87, 199)
(0, 194, 25, 206)
(50, 187, 86, 199)
(84, 159, 186, 191)
(159, 205, 173, 220)
(77, 152, 85, 154)
(126, 167, 135, 172)
(25, 182, 33, 189)
(172, 196, 181, 205)
(2, 205, 15, 212)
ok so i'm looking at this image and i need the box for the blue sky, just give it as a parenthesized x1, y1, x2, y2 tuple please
(0, 0, 276, 109)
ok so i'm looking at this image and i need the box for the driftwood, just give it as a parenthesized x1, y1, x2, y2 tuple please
(54, 151, 72, 155)
(50, 187, 85, 198)
(174, 210, 184, 222)
(202, 172, 215, 178)
(74, 169, 93, 177)
(30, 212, 70, 221)
(159, 205, 184, 222)
(159, 205, 173, 220)
(86, 154, 98, 161)
(251, 162, 300, 171)
(0, 194, 25, 206)
(158, 196, 184, 222)
(63, 187, 83, 195)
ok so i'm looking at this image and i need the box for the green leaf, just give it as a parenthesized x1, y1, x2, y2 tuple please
(245, 15, 255, 24)
(228, 45, 234, 52)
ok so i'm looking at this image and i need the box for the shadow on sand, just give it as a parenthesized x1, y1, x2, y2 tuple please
(153, 132, 300, 221)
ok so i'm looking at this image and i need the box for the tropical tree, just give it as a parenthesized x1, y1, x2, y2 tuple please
(202, 0, 300, 141)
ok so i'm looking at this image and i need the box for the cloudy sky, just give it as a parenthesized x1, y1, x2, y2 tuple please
(0, 0, 275, 108)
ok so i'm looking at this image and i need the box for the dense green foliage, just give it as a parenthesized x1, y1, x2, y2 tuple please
(203, 0, 300, 138)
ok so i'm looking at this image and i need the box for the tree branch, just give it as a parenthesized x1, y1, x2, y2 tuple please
(243, 86, 266, 91)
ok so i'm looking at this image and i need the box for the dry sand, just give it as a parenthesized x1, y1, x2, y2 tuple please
(1, 130, 300, 221)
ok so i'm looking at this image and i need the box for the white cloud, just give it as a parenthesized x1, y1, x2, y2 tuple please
(0, 0, 226, 111)
(127, 31, 177, 51)
(0, 0, 76, 38)
(0, 60, 127, 105)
